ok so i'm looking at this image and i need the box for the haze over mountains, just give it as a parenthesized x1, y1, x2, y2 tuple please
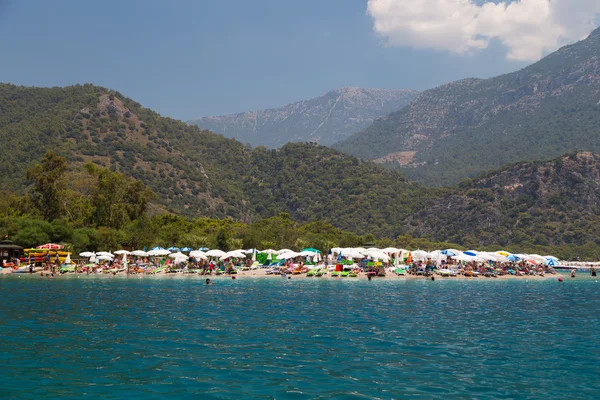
(188, 87, 417, 147)
(334, 27, 600, 186)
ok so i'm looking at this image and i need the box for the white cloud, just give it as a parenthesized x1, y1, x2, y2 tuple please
(367, 0, 600, 61)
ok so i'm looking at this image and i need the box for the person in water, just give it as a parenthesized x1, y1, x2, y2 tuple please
(590, 266, 597, 277)
(571, 269, 576, 278)
(205, 278, 212, 285)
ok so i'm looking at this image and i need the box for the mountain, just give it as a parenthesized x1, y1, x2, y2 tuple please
(3, 83, 600, 254)
(0, 83, 427, 237)
(409, 152, 600, 251)
(188, 87, 417, 148)
(333, 27, 600, 187)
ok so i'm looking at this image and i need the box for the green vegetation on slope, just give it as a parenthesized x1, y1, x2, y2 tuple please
(333, 27, 600, 186)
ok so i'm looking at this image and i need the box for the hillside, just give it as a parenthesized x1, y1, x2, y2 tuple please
(188, 87, 417, 148)
(333, 27, 600, 186)
(0, 83, 427, 237)
(410, 152, 600, 250)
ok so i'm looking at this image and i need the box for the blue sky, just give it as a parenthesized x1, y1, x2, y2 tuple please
(0, 0, 594, 121)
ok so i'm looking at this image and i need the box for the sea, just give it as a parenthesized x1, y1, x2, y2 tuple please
(1, 274, 599, 399)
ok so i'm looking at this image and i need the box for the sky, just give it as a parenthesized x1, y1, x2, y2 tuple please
(1, 0, 599, 121)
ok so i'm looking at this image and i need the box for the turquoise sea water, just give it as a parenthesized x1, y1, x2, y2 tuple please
(1, 274, 600, 399)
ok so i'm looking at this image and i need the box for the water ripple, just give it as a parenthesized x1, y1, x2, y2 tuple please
(1, 275, 599, 398)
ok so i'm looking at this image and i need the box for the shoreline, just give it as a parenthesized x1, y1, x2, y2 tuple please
(1, 268, 568, 280)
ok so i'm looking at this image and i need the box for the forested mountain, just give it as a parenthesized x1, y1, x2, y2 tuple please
(2, 83, 600, 255)
(409, 152, 600, 251)
(0, 83, 427, 237)
(333, 27, 600, 186)
(188, 87, 417, 148)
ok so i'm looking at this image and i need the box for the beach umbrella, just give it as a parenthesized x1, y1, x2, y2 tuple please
(261, 249, 277, 255)
(199, 247, 209, 251)
(181, 247, 193, 252)
(546, 259, 559, 266)
(496, 251, 511, 257)
(267, 253, 272, 261)
(167, 246, 180, 252)
(206, 249, 227, 257)
(97, 252, 114, 258)
(276, 249, 293, 255)
(278, 251, 300, 260)
(528, 254, 546, 263)
(96, 255, 113, 261)
(507, 254, 520, 262)
(131, 250, 148, 257)
(169, 252, 188, 259)
(114, 250, 131, 255)
(441, 249, 457, 256)
(64, 254, 71, 265)
(148, 249, 170, 256)
(36, 243, 64, 250)
(90, 253, 96, 263)
(150, 246, 166, 251)
(79, 251, 94, 257)
(382, 247, 400, 254)
(412, 250, 431, 261)
(463, 250, 478, 256)
(189, 250, 208, 260)
(301, 247, 322, 253)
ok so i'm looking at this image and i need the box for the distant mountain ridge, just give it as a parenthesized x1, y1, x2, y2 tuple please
(188, 87, 417, 148)
(333, 27, 600, 186)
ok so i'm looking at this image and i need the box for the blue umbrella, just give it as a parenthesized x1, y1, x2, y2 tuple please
(508, 254, 520, 262)
(464, 250, 478, 256)
(199, 247, 209, 251)
(337, 251, 343, 262)
(167, 247, 180, 252)
(181, 247, 192, 252)
(546, 259, 559, 266)
(440, 249, 456, 256)
(151, 246, 165, 251)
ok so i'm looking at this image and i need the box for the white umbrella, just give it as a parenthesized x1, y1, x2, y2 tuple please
(169, 252, 189, 260)
(114, 250, 131, 255)
(89, 253, 96, 263)
(65, 254, 71, 264)
(261, 249, 277, 255)
(412, 250, 431, 261)
(148, 249, 170, 256)
(382, 247, 400, 254)
(131, 250, 148, 257)
(528, 254, 547, 263)
(189, 250, 208, 259)
(97, 251, 114, 258)
(79, 251, 94, 257)
(96, 255, 113, 261)
(278, 251, 300, 260)
(276, 249, 293, 255)
(205, 249, 227, 257)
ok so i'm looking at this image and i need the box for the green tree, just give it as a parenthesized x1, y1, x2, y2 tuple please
(26, 151, 67, 220)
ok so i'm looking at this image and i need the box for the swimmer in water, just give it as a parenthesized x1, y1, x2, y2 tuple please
(571, 269, 576, 278)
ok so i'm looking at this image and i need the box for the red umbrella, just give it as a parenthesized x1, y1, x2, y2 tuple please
(36, 243, 64, 250)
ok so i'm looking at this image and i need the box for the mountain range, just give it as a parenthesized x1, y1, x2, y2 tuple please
(188, 87, 417, 148)
(1, 82, 599, 253)
(333, 27, 600, 187)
